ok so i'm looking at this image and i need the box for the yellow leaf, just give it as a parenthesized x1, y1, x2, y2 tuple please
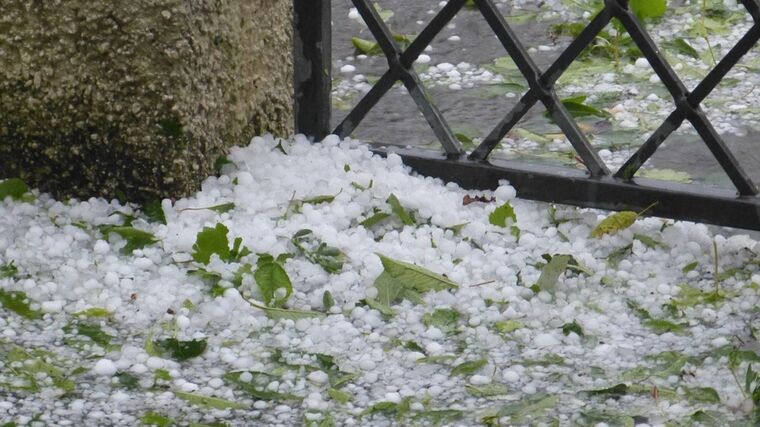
(591, 211, 639, 238)
(590, 202, 658, 238)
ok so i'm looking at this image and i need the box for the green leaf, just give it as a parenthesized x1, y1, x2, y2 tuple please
(303, 194, 336, 205)
(291, 229, 346, 273)
(0, 261, 18, 278)
(512, 127, 552, 144)
(4, 346, 75, 393)
(631, 354, 690, 380)
(101, 226, 159, 253)
(0, 178, 29, 201)
(386, 194, 416, 225)
(746, 364, 758, 396)
(141, 411, 174, 427)
(555, 96, 611, 119)
(444, 222, 469, 235)
(0, 289, 42, 319)
(175, 391, 249, 410)
(205, 203, 236, 214)
(521, 353, 566, 367)
(400, 340, 426, 354)
(690, 410, 723, 426)
(377, 254, 458, 293)
(626, 299, 652, 319)
(561, 320, 584, 336)
(329, 371, 359, 389)
(322, 291, 335, 311)
(722, 346, 760, 370)
(451, 359, 487, 376)
(630, 0, 667, 19)
(230, 263, 253, 289)
(328, 387, 352, 403)
(214, 156, 232, 172)
(482, 394, 559, 425)
(684, 386, 720, 403)
(535, 254, 572, 294)
(352, 37, 383, 55)
(639, 168, 692, 183)
(73, 307, 112, 318)
(360, 212, 391, 227)
(489, 202, 517, 227)
(192, 223, 229, 263)
(224, 371, 303, 401)
(116, 371, 141, 390)
(493, 320, 524, 334)
(466, 383, 509, 397)
(260, 305, 325, 321)
(374, 2, 394, 22)
(360, 297, 394, 317)
(454, 131, 474, 144)
(422, 308, 461, 335)
(65, 322, 114, 348)
(577, 410, 635, 427)
(670, 284, 735, 309)
(188, 268, 224, 296)
(374, 272, 405, 306)
(230, 236, 252, 261)
(607, 245, 632, 268)
(370, 255, 458, 314)
(634, 234, 667, 249)
(363, 398, 411, 420)
(154, 338, 207, 361)
(143, 200, 167, 224)
(585, 383, 629, 397)
(411, 409, 464, 425)
(154, 369, 172, 382)
(417, 354, 457, 364)
(191, 223, 249, 264)
(643, 319, 688, 335)
(254, 255, 293, 307)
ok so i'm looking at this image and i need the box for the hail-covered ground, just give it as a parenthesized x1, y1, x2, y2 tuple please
(0, 135, 758, 426)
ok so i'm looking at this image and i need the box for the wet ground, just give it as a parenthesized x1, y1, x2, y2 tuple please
(328, 0, 760, 192)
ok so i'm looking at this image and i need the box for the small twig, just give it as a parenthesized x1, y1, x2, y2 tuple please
(469, 280, 496, 287)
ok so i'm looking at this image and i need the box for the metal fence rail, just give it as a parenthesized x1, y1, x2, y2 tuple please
(293, 0, 760, 231)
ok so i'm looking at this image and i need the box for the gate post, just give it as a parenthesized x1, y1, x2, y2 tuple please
(293, 0, 332, 141)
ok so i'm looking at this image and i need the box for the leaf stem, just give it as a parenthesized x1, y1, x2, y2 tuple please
(637, 201, 659, 217)
(729, 365, 749, 400)
(701, 0, 717, 66)
(713, 239, 721, 293)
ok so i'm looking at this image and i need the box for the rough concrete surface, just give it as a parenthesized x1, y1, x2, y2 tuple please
(0, 0, 293, 202)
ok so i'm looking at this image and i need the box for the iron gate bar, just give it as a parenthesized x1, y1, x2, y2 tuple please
(293, 0, 331, 141)
(472, 0, 609, 177)
(335, 0, 465, 156)
(617, 0, 760, 188)
(609, 0, 758, 196)
(372, 145, 760, 231)
(334, 0, 467, 141)
(469, 7, 614, 161)
(294, 0, 760, 231)
(617, 25, 760, 180)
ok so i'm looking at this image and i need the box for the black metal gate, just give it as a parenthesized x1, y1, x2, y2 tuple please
(293, 0, 760, 231)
